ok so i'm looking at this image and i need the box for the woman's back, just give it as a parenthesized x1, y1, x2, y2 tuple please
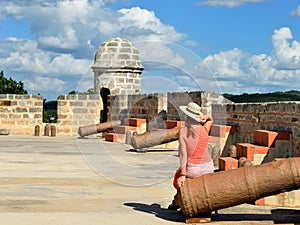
(182, 125, 212, 164)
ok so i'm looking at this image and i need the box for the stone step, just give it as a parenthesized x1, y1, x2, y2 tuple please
(236, 130, 291, 164)
(105, 133, 125, 143)
(125, 118, 147, 127)
(114, 125, 139, 134)
(164, 120, 185, 129)
(218, 157, 238, 171)
(254, 158, 300, 208)
(253, 130, 290, 147)
(253, 130, 278, 147)
(255, 189, 300, 208)
(210, 125, 237, 138)
(236, 143, 269, 164)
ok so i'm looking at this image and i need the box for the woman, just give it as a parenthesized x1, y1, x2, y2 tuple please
(168, 102, 214, 210)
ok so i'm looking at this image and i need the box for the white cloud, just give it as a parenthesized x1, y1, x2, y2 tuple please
(184, 40, 199, 47)
(0, 1, 185, 55)
(24, 76, 65, 93)
(37, 27, 78, 50)
(197, 0, 269, 7)
(199, 48, 246, 78)
(0, 1, 186, 99)
(192, 27, 300, 94)
(192, 48, 247, 93)
(1, 0, 298, 99)
(291, 6, 300, 17)
(1, 38, 91, 75)
(271, 27, 300, 70)
(135, 41, 186, 68)
(118, 7, 185, 42)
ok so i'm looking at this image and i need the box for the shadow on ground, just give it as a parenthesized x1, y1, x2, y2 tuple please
(124, 202, 184, 222)
(211, 208, 300, 224)
(125, 202, 300, 224)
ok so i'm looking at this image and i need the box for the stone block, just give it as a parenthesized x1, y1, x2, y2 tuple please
(73, 108, 88, 114)
(114, 125, 138, 134)
(164, 120, 185, 129)
(255, 189, 300, 208)
(105, 133, 118, 142)
(137, 123, 147, 134)
(253, 154, 266, 165)
(236, 143, 269, 161)
(0, 128, 9, 135)
(218, 157, 238, 171)
(0, 100, 11, 106)
(16, 107, 28, 113)
(210, 125, 236, 137)
(253, 130, 278, 147)
(125, 118, 147, 127)
(276, 131, 290, 140)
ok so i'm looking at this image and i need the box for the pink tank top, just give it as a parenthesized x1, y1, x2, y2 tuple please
(182, 125, 212, 164)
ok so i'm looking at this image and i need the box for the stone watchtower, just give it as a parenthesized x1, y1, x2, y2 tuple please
(91, 37, 144, 95)
(91, 37, 144, 122)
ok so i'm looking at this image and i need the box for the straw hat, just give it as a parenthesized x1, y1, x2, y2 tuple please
(179, 102, 205, 123)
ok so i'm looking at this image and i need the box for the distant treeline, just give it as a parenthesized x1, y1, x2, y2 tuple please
(223, 90, 300, 103)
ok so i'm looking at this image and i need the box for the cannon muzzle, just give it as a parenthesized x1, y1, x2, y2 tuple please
(78, 120, 121, 137)
(175, 157, 300, 218)
(131, 127, 179, 149)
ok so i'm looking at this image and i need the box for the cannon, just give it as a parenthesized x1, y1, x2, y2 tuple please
(175, 157, 300, 219)
(78, 120, 121, 137)
(131, 127, 180, 149)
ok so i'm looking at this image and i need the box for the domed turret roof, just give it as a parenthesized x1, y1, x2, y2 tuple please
(92, 37, 143, 70)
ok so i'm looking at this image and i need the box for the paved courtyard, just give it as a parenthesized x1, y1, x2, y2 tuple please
(0, 134, 299, 225)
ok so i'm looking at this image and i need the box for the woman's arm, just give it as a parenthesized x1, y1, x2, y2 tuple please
(199, 115, 213, 133)
(177, 128, 187, 187)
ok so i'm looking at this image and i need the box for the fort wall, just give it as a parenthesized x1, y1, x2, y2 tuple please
(1, 92, 300, 156)
(0, 94, 102, 136)
(212, 101, 300, 157)
(0, 94, 43, 134)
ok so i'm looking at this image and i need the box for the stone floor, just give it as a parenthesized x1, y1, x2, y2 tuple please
(0, 134, 299, 225)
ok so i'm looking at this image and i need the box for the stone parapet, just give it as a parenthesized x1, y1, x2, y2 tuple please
(108, 91, 226, 123)
(0, 94, 43, 134)
(57, 94, 103, 136)
(212, 101, 300, 157)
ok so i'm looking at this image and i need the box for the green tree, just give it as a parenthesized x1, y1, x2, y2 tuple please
(68, 88, 94, 95)
(0, 71, 28, 94)
(68, 90, 78, 94)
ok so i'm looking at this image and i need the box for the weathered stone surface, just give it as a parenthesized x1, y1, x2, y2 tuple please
(92, 37, 143, 97)
(0, 135, 298, 224)
(0, 128, 9, 135)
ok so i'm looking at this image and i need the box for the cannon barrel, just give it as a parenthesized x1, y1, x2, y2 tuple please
(131, 127, 179, 149)
(78, 120, 121, 137)
(175, 157, 300, 218)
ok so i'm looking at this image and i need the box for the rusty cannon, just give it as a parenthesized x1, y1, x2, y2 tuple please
(78, 120, 121, 137)
(131, 127, 180, 149)
(175, 157, 300, 219)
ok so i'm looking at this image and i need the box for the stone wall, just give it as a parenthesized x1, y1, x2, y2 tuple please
(212, 101, 300, 157)
(4, 91, 300, 151)
(0, 94, 102, 136)
(0, 94, 43, 134)
(107, 91, 229, 123)
(57, 94, 103, 136)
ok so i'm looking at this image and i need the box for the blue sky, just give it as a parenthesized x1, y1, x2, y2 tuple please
(0, 0, 300, 100)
